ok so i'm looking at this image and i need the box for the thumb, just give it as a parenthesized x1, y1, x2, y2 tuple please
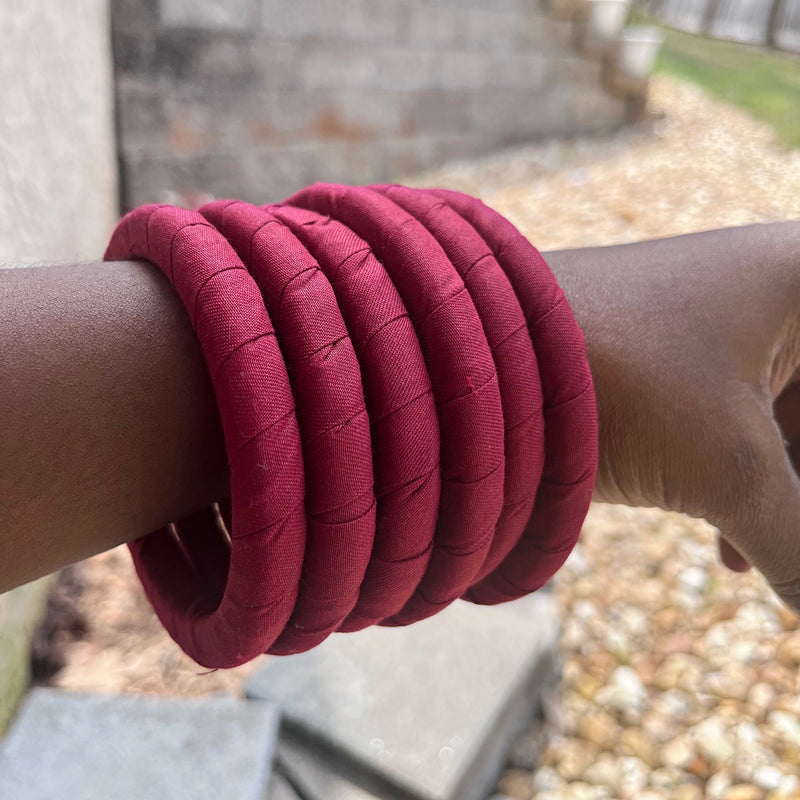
(715, 399, 800, 613)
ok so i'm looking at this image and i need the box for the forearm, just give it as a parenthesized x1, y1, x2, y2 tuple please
(0, 261, 228, 592)
(2, 221, 798, 595)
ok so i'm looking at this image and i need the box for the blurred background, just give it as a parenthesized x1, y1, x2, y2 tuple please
(1, 1, 800, 799)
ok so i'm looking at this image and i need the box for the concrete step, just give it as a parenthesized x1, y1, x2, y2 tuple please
(0, 688, 280, 800)
(247, 593, 561, 800)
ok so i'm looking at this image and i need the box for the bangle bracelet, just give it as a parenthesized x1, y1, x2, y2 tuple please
(199, 200, 377, 656)
(268, 204, 441, 632)
(368, 185, 545, 588)
(104, 184, 598, 668)
(285, 184, 507, 627)
(105, 205, 307, 668)
(430, 189, 598, 605)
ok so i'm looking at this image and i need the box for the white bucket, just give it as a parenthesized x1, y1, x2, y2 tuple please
(618, 26, 665, 79)
(588, 0, 632, 39)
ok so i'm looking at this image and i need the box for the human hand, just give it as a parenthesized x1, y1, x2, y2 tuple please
(546, 221, 800, 610)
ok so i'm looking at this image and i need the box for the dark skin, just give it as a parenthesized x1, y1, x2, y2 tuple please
(0, 261, 228, 588)
(2, 221, 800, 610)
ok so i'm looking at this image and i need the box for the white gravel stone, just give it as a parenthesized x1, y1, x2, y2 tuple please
(653, 690, 690, 718)
(705, 771, 733, 800)
(563, 546, 591, 577)
(582, 754, 622, 793)
(767, 711, 800, 746)
(564, 782, 609, 800)
(753, 765, 783, 791)
(596, 667, 647, 714)
(660, 734, 696, 768)
(728, 640, 759, 663)
(572, 599, 600, 622)
(691, 718, 735, 763)
(649, 766, 684, 788)
(734, 603, 782, 636)
(618, 756, 649, 796)
(532, 766, 565, 792)
(678, 567, 708, 593)
(735, 721, 762, 747)
(613, 604, 650, 637)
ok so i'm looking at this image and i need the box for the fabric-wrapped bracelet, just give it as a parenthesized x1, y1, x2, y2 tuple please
(104, 183, 597, 669)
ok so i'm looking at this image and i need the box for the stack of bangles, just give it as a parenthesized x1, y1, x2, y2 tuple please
(104, 183, 598, 669)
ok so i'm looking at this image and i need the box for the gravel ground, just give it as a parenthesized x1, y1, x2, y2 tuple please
(41, 76, 800, 798)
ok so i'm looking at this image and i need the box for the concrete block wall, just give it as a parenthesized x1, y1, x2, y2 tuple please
(113, 0, 628, 208)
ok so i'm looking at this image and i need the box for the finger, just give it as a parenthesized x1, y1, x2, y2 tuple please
(716, 400, 800, 612)
(716, 533, 751, 572)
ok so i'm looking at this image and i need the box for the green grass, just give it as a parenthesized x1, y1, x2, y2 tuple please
(654, 26, 800, 149)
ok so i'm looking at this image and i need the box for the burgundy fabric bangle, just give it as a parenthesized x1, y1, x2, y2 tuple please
(367, 184, 545, 585)
(105, 205, 307, 668)
(103, 183, 597, 669)
(284, 184, 507, 627)
(428, 189, 598, 604)
(267, 204, 440, 632)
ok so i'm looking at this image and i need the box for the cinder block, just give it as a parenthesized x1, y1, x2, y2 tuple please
(379, 134, 443, 179)
(299, 44, 434, 93)
(125, 139, 386, 207)
(334, 91, 409, 137)
(120, 84, 280, 156)
(161, 0, 259, 31)
(424, 0, 521, 10)
(299, 42, 379, 90)
(545, 54, 604, 87)
(407, 2, 462, 48)
(374, 48, 435, 92)
(112, 0, 160, 31)
(122, 150, 233, 207)
(250, 40, 303, 92)
(485, 52, 546, 89)
(436, 51, 492, 90)
(115, 77, 168, 146)
(304, 139, 386, 186)
(111, 0, 632, 213)
(466, 89, 524, 135)
(378, 133, 493, 182)
(460, 8, 522, 51)
(112, 29, 156, 76)
(261, 0, 398, 44)
(247, 594, 560, 800)
(520, 15, 577, 50)
(566, 84, 628, 132)
(154, 30, 262, 90)
(350, 0, 400, 44)
(403, 89, 471, 135)
(430, 132, 495, 166)
(0, 689, 280, 800)
(263, 90, 333, 136)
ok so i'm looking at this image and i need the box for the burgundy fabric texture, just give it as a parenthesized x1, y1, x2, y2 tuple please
(104, 183, 597, 669)
(199, 201, 376, 655)
(267, 204, 440, 631)
(368, 185, 545, 584)
(105, 205, 306, 668)
(284, 184, 506, 626)
(427, 189, 598, 604)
